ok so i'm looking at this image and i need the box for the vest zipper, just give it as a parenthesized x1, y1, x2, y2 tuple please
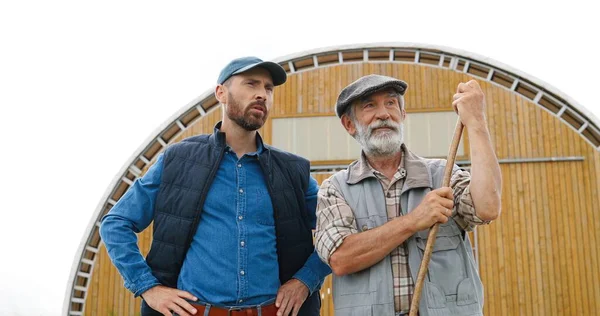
(256, 154, 279, 221)
(183, 145, 226, 253)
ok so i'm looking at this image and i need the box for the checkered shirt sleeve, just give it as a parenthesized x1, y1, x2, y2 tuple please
(451, 168, 492, 231)
(314, 177, 359, 265)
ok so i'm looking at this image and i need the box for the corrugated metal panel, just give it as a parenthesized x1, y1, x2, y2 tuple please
(271, 112, 463, 161)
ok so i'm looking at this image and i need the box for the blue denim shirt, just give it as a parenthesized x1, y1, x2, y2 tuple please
(100, 140, 330, 306)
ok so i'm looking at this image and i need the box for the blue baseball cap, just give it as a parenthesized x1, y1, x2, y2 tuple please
(217, 56, 287, 86)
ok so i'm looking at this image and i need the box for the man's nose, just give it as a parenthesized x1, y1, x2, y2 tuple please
(374, 104, 391, 120)
(255, 86, 267, 100)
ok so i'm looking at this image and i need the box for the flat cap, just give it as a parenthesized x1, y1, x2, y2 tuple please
(335, 74, 408, 117)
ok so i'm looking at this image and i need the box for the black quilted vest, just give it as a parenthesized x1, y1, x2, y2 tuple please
(142, 123, 320, 315)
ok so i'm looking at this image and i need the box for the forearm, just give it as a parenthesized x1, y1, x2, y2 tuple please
(467, 122, 502, 221)
(330, 216, 414, 275)
(100, 215, 160, 296)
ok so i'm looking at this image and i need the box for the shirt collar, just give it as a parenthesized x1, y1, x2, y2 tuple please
(346, 144, 432, 191)
(213, 121, 265, 155)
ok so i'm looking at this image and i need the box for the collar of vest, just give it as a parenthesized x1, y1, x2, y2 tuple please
(210, 121, 269, 153)
(345, 144, 432, 191)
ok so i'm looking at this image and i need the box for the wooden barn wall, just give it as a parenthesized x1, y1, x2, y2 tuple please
(85, 62, 600, 316)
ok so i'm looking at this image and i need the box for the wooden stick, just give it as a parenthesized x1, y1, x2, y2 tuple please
(409, 119, 464, 316)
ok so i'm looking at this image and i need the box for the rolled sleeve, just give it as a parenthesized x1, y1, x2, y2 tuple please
(315, 178, 359, 265)
(450, 168, 491, 231)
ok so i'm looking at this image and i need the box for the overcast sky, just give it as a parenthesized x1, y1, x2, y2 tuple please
(0, 0, 598, 315)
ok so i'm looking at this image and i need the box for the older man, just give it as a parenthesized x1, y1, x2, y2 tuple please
(315, 74, 501, 316)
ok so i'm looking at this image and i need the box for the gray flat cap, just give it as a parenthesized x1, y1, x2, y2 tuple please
(335, 74, 408, 117)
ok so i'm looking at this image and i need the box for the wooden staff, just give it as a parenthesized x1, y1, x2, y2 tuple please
(409, 119, 464, 316)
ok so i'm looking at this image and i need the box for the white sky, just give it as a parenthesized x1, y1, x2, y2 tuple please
(0, 0, 598, 315)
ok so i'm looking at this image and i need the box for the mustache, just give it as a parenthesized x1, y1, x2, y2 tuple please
(249, 100, 266, 108)
(367, 120, 399, 133)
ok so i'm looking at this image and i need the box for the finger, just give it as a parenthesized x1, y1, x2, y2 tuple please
(438, 213, 450, 224)
(176, 290, 198, 301)
(439, 197, 454, 210)
(175, 297, 197, 315)
(277, 294, 291, 316)
(434, 187, 453, 199)
(467, 80, 480, 89)
(452, 93, 463, 101)
(292, 301, 303, 316)
(440, 186, 454, 199)
(169, 303, 192, 316)
(452, 100, 460, 114)
(438, 207, 452, 218)
(457, 82, 468, 93)
(276, 289, 284, 307)
(282, 297, 294, 316)
(159, 308, 172, 316)
(284, 294, 296, 316)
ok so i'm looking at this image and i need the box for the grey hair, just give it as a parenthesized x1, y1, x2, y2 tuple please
(342, 93, 405, 121)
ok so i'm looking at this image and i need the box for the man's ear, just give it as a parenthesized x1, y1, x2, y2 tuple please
(215, 84, 227, 104)
(341, 113, 357, 137)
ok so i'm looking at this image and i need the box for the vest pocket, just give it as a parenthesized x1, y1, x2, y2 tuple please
(334, 268, 371, 295)
(425, 281, 448, 309)
(334, 305, 372, 316)
(416, 223, 470, 307)
(355, 216, 374, 232)
(456, 277, 477, 306)
(355, 215, 386, 232)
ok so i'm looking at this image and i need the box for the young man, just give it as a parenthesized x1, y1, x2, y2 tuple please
(315, 74, 502, 315)
(100, 57, 331, 316)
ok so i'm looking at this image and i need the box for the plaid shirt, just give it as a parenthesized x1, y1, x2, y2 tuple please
(315, 145, 489, 313)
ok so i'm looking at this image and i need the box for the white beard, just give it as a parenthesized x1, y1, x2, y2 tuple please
(354, 119, 404, 157)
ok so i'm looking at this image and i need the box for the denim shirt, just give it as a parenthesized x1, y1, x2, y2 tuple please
(100, 141, 329, 306)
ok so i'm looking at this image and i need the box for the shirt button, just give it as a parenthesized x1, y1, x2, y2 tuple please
(240, 270, 245, 275)
(237, 164, 242, 168)
(362, 225, 369, 231)
(239, 189, 244, 193)
(238, 215, 243, 220)
(240, 241, 245, 247)
(239, 299, 243, 303)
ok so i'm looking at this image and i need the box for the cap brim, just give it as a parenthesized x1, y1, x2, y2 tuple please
(232, 61, 287, 86)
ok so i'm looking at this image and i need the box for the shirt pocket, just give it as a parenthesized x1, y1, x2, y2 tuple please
(254, 188, 275, 226)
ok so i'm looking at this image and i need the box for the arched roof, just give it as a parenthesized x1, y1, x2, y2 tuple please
(63, 42, 600, 315)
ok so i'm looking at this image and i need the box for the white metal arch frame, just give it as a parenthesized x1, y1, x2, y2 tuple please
(63, 42, 600, 315)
